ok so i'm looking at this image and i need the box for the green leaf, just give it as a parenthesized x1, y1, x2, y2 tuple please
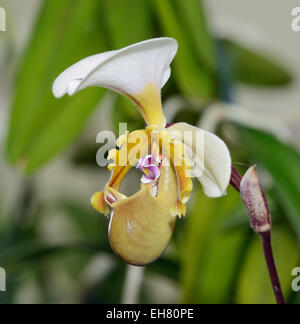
(59, 200, 108, 241)
(172, 0, 216, 71)
(289, 290, 300, 304)
(0, 241, 107, 273)
(146, 257, 181, 282)
(181, 186, 249, 303)
(102, 0, 154, 48)
(152, 0, 215, 101)
(82, 261, 126, 304)
(236, 227, 298, 304)
(6, 0, 108, 173)
(238, 127, 300, 238)
(225, 40, 292, 87)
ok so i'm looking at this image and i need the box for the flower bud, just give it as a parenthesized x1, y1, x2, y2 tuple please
(240, 166, 271, 233)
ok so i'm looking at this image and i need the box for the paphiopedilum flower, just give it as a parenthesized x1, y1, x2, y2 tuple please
(53, 38, 232, 266)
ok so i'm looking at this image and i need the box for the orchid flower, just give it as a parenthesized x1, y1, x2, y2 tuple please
(53, 38, 232, 266)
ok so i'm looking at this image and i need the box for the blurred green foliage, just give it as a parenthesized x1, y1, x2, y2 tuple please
(225, 40, 293, 87)
(181, 186, 248, 304)
(1, 0, 299, 304)
(6, 0, 107, 173)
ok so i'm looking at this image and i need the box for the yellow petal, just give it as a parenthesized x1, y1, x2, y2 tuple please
(108, 165, 178, 266)
(91, 192, 109, 216)
(170, 162, 193, 218)
(159, 131, 193, 217)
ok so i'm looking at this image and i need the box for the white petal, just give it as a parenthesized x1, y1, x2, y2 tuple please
(53, 38, 178, 98)
(166, 123, 232, 198)
(53, 50, 118, 98)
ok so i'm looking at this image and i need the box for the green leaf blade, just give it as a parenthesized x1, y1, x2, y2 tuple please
(6, 0, 108, 172)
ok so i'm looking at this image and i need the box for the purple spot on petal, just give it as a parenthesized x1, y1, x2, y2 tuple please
(137, 155, 161, 184)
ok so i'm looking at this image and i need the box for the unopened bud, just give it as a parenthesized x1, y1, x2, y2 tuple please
(240, 166, 271, 233)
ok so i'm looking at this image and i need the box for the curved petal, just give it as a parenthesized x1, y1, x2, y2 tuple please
(53, 38, 178, 127)
(166, 123, 231, 198)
